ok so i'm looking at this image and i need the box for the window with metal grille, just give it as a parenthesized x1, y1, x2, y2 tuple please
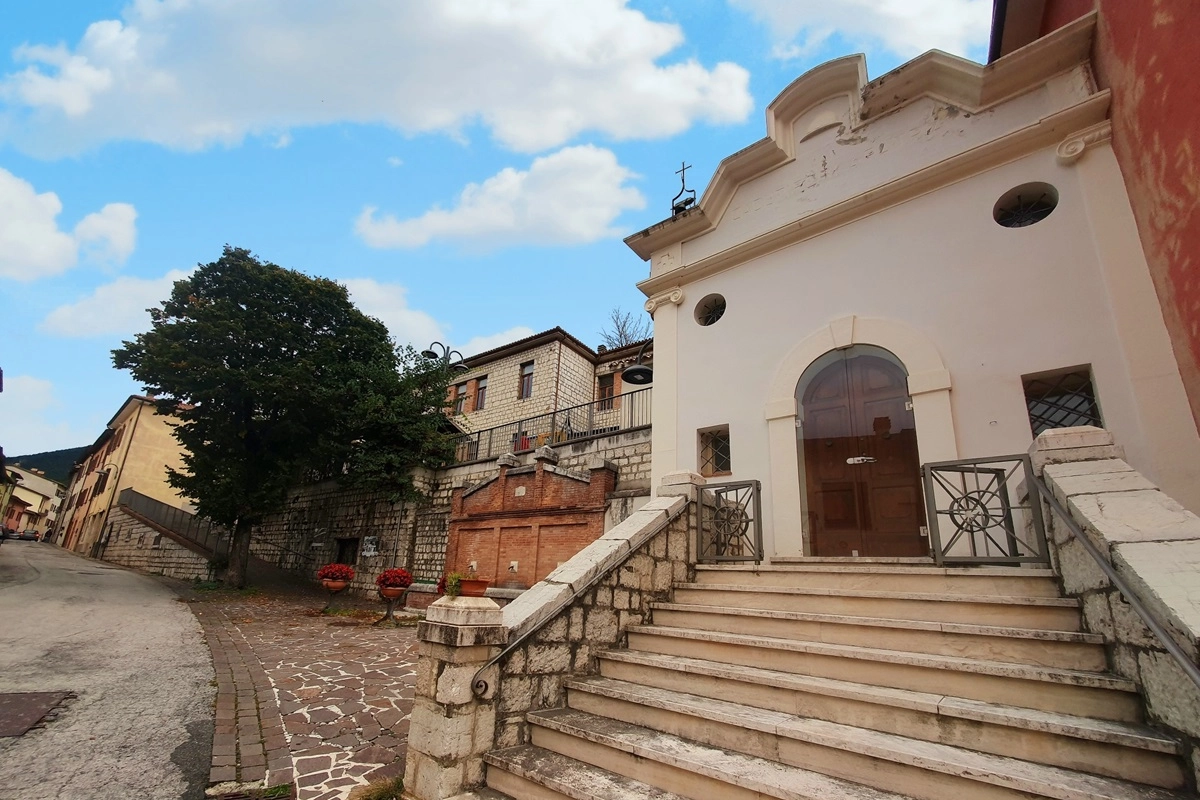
(1023, 369, 1102, 436)
(699, 426, 732, 477)
(597, 373, 615, 410)
(474, 375, 487, 411)
(518, 361, 534, 399)
(452, 382, 468, 415)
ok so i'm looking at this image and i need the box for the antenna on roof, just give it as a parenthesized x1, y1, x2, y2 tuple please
(671, 161, 695, 216)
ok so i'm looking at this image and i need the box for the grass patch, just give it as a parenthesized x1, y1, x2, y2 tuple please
(354, 776, 404, 800)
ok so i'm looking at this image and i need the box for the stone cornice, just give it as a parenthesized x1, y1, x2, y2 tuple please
(638, 90, 1110, 298)
(624, 12, 1098, 264)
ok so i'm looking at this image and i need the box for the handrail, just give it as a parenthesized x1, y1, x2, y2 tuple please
(471, 496, 687, 697)
(1031, 475, 1200, 693)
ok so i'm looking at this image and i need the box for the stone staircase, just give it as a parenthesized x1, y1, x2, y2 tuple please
(477, 559, 1194, 800)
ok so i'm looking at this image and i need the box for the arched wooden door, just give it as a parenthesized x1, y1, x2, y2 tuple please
(799, 350, 927, 557)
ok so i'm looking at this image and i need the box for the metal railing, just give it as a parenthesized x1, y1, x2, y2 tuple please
(116, 488, 230, 557)
(449, 388, 651, 464)
(697, 480, 763, 564)
(922, 455, 1048, 566)
(1031, 475, 1200, 693)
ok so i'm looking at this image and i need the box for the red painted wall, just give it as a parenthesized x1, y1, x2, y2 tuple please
(1041, 0, 1200, 428)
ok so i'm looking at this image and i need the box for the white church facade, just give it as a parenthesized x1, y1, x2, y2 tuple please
(624, 14, 1200, 560)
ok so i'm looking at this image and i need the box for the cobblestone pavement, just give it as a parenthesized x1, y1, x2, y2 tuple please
(189, 589, 420, 800)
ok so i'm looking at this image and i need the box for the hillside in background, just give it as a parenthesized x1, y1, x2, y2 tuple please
(9, 446, 89, 485)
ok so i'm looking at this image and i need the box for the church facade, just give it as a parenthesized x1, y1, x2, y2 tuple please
(625, 13, 1200, 559)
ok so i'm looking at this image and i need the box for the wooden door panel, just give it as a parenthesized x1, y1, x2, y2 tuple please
(802, 351, 926, 558)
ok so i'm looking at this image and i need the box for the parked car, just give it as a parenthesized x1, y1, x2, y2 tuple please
(19, 529, 39, 541)
(1, 527, 16, 540)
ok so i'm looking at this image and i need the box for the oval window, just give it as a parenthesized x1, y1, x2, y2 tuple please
(695, 294, 726, 327)
(993, 182, 1058, 228)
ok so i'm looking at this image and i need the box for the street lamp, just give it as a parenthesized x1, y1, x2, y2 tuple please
(422, 341, 469, 372)
(621, 340, 654, 385)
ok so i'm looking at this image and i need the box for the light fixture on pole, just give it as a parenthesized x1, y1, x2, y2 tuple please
(422, 341, 469, 372)
(621, 340, 654, 386)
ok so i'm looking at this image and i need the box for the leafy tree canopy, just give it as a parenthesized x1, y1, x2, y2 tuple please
(113, 246, 453, 585)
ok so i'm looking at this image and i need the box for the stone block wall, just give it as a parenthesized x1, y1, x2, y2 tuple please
(1032, 427, 1200, 779)
(101, 506, 214, 581)
(490, 495, 694, 751)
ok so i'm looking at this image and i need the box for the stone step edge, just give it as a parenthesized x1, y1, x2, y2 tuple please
(554, 684, 1189, 800)
(485, 744, 693, 800)
(650, 602, 1103, 644)
(700, 563, 1058, 578)
(592, 651, 1180, 753)
(530, 707, 921, 800)
(674, 582, 1080, 607)
(628, 625, 1136, 691)
(447, 790, 514, 800)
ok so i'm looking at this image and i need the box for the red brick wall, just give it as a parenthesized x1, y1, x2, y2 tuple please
(445, 456, 616, 588)
(1041, 0, 1200, 429)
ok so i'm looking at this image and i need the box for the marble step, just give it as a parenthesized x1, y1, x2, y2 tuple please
(627, 625, 1143, 721)
(594, 650, 1184, 787)
(484, 744, 694, 800)
(560, 680, 1191, 800)
(696, 563, 1063, 597)
(672, 582, 1083, 630)
(526, 708, 920, 800)
(447, 790, 514, 800)
(650, 602, 1105, 669)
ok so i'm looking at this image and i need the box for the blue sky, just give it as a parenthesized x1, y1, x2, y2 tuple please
(0, 0, 990, 457)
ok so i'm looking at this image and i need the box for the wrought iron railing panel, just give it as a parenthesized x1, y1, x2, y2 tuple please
(449, 387, 651, 464)
(697, 480, 763, 564)
(922, 455, 1047, 565)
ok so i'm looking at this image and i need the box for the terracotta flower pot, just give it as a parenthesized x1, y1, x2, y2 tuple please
(322, 579, 349, 593)
(458, 578, 490, 597)
(379, 586, 407, 600)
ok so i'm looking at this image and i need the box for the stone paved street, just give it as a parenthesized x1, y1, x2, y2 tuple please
(189, 587, 420, 800)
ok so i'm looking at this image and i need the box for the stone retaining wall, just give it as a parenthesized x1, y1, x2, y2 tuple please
(102, 506, 214, 581)
(1032, 426, 1200, 780)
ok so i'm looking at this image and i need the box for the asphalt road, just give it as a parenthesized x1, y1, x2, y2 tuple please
(0, 541, 214, 800)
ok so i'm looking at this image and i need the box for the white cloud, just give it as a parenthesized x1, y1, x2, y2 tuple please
(355, 145, 644, 250)
(386, 157, 404, 168)
(40, 269, 189, 337)
(0, 375, 94, 454)
(342, 278, 445, 348)
(0, 1, 753, 156)
(458, 327, 537, 358)
(731, 0, 992, 62)
(0, 167, 137, 281)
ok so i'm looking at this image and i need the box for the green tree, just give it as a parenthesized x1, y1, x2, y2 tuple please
(113, 246, 453, 587)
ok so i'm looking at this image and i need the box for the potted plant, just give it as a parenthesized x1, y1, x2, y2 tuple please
(459, 574, 491, 597)
(374, 567, 414, 626)
(375, 567, 414, 598)
(317, 562, 355, 591)
(438, 571, 463, 598)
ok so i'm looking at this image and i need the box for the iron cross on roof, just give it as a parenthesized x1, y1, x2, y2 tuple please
(671, 161, 696, 215)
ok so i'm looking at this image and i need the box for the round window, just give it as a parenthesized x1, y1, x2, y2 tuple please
(993, 182, 1058, 228)
(695, 294, 726, 326)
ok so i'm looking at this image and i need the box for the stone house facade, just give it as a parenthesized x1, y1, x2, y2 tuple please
(249, 329, 654, 596)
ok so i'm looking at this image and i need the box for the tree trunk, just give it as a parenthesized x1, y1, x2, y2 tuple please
(226, 517, 254, 589)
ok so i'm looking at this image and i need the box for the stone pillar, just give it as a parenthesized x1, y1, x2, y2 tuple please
(403, 597, 506, 800)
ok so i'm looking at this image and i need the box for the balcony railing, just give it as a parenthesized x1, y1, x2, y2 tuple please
(449, 387, 651, 464)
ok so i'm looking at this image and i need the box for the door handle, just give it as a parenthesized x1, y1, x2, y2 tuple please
(846, 456, 876, 465)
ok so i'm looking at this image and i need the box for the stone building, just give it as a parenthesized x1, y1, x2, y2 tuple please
(624, 13, 1200, 560)
(248, 328, 654, 598)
